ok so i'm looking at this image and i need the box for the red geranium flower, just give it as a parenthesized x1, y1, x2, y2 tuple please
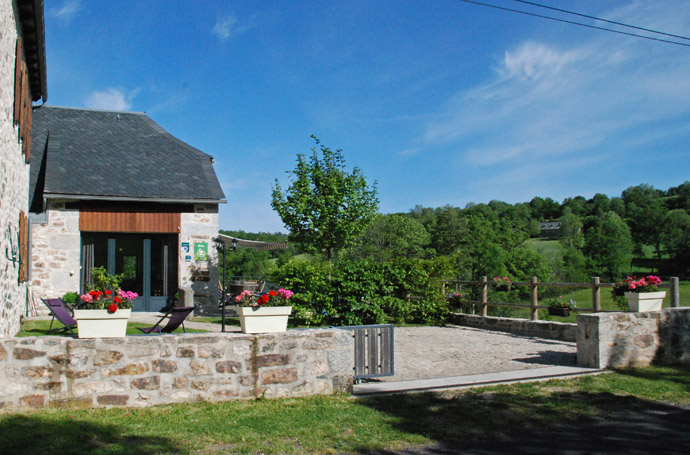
(114, 296, 122, 303)
(258, 294, 270, 306)
(107, 303, 118, 313)
(104, 290, 113, 296)
(269, 290, 277, 297)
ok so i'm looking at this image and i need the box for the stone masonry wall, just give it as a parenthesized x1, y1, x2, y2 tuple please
(577, 308, 690, 369)
(452, 313, 577, 342)
(0, 2, 28, 338)
(0, 329, 354, 412)
(30, 204, 82, 308)
(180, 206, 219, 315)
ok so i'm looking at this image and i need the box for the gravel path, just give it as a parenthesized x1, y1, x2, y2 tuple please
(378, 325, 577, 382)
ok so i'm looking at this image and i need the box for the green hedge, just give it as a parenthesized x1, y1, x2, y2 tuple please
(272, 257, 455, 326)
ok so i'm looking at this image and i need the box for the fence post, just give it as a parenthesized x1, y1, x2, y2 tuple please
(670, 277, 680, 308)
(592, 277, 601, 313)
(480, 276, 488, 317)
(530, 276, 538, 320)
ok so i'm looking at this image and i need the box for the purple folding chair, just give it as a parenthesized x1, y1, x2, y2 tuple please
(137, 306, 196, 334)
(42, 298, 77, 336)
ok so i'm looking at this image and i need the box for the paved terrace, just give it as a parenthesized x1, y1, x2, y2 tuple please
(126, 315, 590, 394)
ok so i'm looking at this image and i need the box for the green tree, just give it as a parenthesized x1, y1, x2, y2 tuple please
(559, 211, 584, 249)
(584, 211, 633, 281)
(348, 213, 431, 261)
(622, 184, 668, 262)
(430, 206, 468, 255)
(661, 210, 690, 278)
(272, 136, 379, 260)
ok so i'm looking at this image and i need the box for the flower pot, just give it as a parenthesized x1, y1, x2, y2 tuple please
(238, 306, 292, 334)
(74, 309, 131, 338)
(624, 291, 666, 313)
(495, 284, 511, 292)
(548, 307, 570, 317)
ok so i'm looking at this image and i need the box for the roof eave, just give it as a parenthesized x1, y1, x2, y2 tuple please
(17, 0, 48, 103)
(43, 193, 227, 205)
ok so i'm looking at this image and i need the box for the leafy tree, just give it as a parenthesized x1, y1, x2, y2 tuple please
(272, 136, 379, 260)
(559, 211, 584, 249)
(430, 206, 469, 255)
(667, 181, 690, 211)
(348, 214, 431, 261)
(529, 196, 561, 220)
(584, 211, 633, 281)
(661, 210, 690, 278)
(622, 184, 668, 262)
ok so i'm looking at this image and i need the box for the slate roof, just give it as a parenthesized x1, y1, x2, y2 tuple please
(30, 106, 226, 210)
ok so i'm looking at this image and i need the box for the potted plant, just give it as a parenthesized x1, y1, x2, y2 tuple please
(612, 275, 665, 313)
(235, 288, 294, 333)
(493, 276, 512, 292)
(74, 267, 138, 338)
(447, 292, 470, 313)
(546, 295, 576, 317)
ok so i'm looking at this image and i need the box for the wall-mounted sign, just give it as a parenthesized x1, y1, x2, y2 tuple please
(181, 242, 190, 254)
(194, 242, 208, 262)
(185, 255, 192, 262)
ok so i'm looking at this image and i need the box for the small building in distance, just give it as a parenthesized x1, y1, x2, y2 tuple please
(539, 221, 562, 239)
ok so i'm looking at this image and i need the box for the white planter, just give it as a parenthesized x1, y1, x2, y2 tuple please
(238, 306, 292, 334)
(74, 309, 132, 338)
(624, 291, 666, 313)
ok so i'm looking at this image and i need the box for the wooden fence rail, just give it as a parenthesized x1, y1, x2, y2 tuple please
(442, 276, 681, 321)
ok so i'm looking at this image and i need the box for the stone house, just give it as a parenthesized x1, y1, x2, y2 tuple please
(29, 106, 226, 315)
(539, 221, 562, 238)
(0, 0, 48, 337)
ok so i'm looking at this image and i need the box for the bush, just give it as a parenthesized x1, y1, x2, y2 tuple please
(272, 256, 454, 326)
(61, 292, 80, 305)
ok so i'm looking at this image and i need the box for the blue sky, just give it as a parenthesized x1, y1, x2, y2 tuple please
(44, 0, 690, 232)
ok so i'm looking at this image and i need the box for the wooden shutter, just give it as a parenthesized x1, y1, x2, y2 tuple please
(13, 38, 22, 125)
(18, 211, 29, 283)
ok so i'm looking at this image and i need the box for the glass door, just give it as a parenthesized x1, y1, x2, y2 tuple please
(81, 233, 178, 312)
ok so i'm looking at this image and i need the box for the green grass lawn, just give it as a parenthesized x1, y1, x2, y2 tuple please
(1, 365, 688, 454)
(16, 319, 207, 337)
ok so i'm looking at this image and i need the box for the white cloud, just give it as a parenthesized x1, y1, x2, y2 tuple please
(212, 14, 253, 40)
(421, 2, 690, 172)
(49, 0, 81, 21)
(85, 88, 137, 111)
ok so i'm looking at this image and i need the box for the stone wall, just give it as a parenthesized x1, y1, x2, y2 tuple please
(0, 2, 28, 338)
(0, 329, 354, 411)
(180, 206, 219, 315)
(30, 204, 82, 306)
(452, 313, 577, 342)
(577, 308, 690, 369)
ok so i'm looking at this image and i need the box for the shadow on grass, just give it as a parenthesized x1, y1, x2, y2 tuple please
(613, 365, 690, 391)
(357, 389, 690, 454)
(0, 414, 182, 455)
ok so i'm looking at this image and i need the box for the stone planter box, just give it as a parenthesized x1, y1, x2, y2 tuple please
(624, 291, 666, 313)
(238, 306, 292, 333)
(74, 309, 131, 338)
(548, 307, 570, 317)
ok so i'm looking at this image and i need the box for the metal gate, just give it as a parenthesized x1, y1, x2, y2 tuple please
(337, 324, 394, 382)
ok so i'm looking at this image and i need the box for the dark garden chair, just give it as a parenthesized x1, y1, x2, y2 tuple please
(41, 298, 77, 336)
(137, 306, 196, 334)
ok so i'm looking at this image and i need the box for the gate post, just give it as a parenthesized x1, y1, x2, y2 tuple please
(670, 277, 680, 308)
(530, 276, 539, 320)
(592, 277, 601, 313)
(480, 276, 488, 317)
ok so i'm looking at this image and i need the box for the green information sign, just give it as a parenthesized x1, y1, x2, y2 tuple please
(194, 242, 208, 262)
